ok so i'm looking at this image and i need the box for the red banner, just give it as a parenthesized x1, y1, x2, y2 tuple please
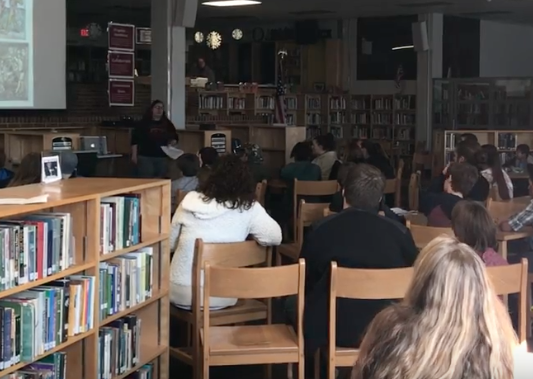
(108, 23, 135, 51)
(109, 80, 135, 107)
(108, 52, 135, 78)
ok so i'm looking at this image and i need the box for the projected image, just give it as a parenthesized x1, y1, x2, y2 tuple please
(0, 0, 32, 106)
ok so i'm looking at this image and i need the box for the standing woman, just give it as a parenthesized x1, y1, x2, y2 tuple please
(131, 100, 179, 178)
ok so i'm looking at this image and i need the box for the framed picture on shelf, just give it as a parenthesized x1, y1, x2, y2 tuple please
(313, 82, 325, 93)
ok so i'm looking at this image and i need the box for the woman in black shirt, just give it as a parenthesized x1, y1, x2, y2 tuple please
(131, 100, 179, 178)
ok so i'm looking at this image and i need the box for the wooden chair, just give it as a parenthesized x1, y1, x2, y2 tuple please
(292, 179, 338, 239)
(408, 171, 421, 211)
(384, 159, 404, 208)
(202, 260, 306, 379)
(411, 141, 432, 175)
(486, 259, 529, 341)
(277, 200, 329, 264)
(323, 263, 414, 379)
(170, 240, 272, 379)
(175, 189, 189, 208)
(406, 220, 454, 250)
(487, 198, 526, 222)
(255, 180, 267, 207)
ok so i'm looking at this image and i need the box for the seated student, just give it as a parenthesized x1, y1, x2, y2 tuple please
(459, 132, 478, 144)
(311, 133, 338, 180)
(169, 155, 282, 309)
(58, 151, 79, 179)
(345, 138, 365, 164)
(362, 140, 395, 179)
(428, 140, 490, 202)
(7, 152, 42, 187)
(198, 146, 219, 169)
(285, 163, 417, 359)
(171, 153, 201, 211)
(236, 143, 269, 183)
(280, 142, 321, 183)
(352, 236, 516, 379)
(0, 149, 14, 188)
(420, 162, 478, 227)
(452, 200, 508, 266)
(479, 144, 513, 199)
(506, 144, 533, 170)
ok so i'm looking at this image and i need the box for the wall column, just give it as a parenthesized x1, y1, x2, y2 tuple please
(151, 0, 191, 129)
(416, 13, 443, 147)
(341, 18, 358, 92)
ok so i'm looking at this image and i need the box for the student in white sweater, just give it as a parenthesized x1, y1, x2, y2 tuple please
(312, 134, 338, 180)
(169, 155, 282, 310)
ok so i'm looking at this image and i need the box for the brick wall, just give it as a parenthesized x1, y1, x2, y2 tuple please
(0, 82, 151, 128)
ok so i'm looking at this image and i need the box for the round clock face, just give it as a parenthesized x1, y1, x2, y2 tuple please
(232, 28, 243, 40)
(194, 31, 204, 43)
(206, 31, 222, 50)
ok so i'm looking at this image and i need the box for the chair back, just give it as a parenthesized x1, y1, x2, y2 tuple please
(329, 263, 413, 362)
(406, 220, 454, 249)
(324, 207, 336, 217)
(255, 180, 267, 207)
(384, 159, 404, 207)
(408, 171, 421, 211)
(296, 200, 329, 246)
(486, 259, 528, 342)
(175, 189, 189, 208)
(293, 179, 338, 240)
(191, 240, 272, 322)
(487, 199, 527, 221)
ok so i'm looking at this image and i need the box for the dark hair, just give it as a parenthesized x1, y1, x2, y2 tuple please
(517, 144, 530, 156)
(290, 142, 313, 162)
(337, 162, 356, 188)
(362, 139, 385, 158)
(480, 144, 510, 200)
(8, 152, 41, 187)
(447, 162, 478, 196)
(177, 153, 200, 177)
(313, 133, 336, 152)
(452, 200, 497, 253)
(343, 163, 385, 210)
(346, 139, 365, 163)
(198, 154, 256, 210)
(460, 133, 478, 144)
(455, 140, 481, 166)
(198, 147, 219, 168)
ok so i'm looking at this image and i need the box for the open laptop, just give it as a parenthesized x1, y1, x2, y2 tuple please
(80, 136, 108, 155)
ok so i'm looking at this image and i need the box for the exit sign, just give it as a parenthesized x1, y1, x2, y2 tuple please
(80, 28, 89, 37)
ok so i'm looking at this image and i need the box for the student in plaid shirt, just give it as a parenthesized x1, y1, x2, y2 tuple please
(500, 164, 533, 233)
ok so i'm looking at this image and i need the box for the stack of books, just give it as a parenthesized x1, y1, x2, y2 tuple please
(98, 248, 154, 320)
(100, 196, 142, 255)
(125, 364, 154, 379)
(0, 213, 74, 290)
(0, 276, 94, 369)
(0, 352, 66, 378)
(99, 315, 142, 379)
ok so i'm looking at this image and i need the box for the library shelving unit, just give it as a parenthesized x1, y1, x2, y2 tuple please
(305, 94, 324, 139)
(432, 129, 533, 175)
(0, 178, 170, 379)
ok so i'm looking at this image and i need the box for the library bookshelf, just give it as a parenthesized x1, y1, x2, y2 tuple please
(0, 178, 170, 379)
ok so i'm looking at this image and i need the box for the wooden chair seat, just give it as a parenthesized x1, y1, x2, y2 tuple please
(277, 243, 300, 261)
(171, 299, 267, 325)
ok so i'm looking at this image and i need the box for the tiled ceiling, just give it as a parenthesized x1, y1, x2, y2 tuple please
(66, 0, 533, 27)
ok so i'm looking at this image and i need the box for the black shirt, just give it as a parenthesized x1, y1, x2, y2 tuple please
(299, 207, 418, 354)
(131, 119, 179, 158)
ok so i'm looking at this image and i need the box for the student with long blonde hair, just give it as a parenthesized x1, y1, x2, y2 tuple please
(352, 236, 517, 379)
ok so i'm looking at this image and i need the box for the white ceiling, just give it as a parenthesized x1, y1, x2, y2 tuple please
(67, 0, 533, 26)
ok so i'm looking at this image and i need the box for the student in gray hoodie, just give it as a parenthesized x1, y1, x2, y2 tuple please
(171, 154, 200, 209)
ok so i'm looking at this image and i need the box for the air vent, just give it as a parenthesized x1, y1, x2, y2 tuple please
(289, 10, 335, 16)
(399, 1, 452, 8)
(461, 10, 513, 16)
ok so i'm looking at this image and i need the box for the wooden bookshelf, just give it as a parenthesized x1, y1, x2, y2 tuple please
(0, 178, 170, 379)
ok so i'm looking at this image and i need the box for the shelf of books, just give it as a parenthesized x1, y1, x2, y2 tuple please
(432, 129, 533, 175)
(0, 178, 170, 379)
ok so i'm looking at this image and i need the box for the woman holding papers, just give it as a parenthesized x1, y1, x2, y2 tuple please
(131, 100, 179, 178)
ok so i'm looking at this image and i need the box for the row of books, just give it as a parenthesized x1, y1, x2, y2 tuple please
(0, 214, 74, 291)
(99, 315, 141, 379)
(98, 249, 154, 321)
(0, 352, 66, 379)
(126, 364, 154, 379)
(100, 196, 141, 255)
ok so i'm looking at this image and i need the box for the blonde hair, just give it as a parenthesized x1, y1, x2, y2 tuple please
(353, 236, 517, 379)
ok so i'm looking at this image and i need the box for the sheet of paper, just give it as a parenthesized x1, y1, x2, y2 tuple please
(161, 146, 184, 160)
(0, 194, 49, 205)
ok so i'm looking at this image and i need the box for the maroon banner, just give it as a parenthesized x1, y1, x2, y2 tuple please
(108, 52, 135, 78)
(109, 80, 134, 107)
(108, 23, 135, 51)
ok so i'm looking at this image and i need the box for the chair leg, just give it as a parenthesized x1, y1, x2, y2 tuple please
(276, 251, 282, 266)
(264, 364, 272, 379)
(314, 350, 320, 379)
(203, 356, 209, 379)
(298, 357, 305, 379)
(287, 363, 293, 379)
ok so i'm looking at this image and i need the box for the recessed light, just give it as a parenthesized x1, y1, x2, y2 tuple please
(392, 45, 414, 51)
(202, 0, 261, 7)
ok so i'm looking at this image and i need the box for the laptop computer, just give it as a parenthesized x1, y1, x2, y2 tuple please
(80, 136, 108, 155)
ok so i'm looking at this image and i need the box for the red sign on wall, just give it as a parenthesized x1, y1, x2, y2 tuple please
(109, 80, 135, 107)
(108, 23, 135, 51)
(108, 52, 135, 78)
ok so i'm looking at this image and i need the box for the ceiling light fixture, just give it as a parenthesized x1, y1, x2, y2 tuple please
(392, 45, 414, 51)
(202, 0, 261, 7)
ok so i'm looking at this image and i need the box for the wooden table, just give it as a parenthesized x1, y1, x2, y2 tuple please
(509, 172, 529, 180)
